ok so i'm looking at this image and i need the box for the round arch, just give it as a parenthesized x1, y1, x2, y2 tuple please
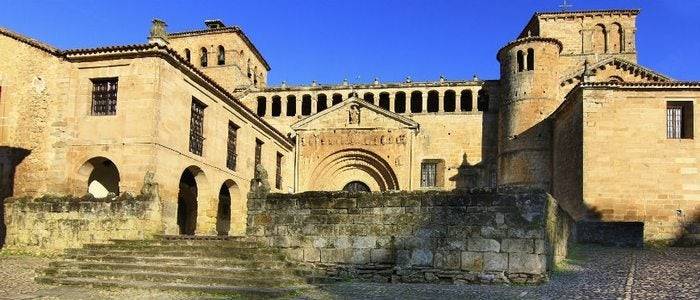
(77, 156, 120, 198)
(307, 149, 399, 191)
(216, 179, 242, 236)
(177, 165, 209, 235)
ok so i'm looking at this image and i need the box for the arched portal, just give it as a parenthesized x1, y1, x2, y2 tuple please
(216, 183, 231, 236)
(177, 167, 203, 235)
(78, 157, 120, 198)
(308, 149, 399, 191)
(343, 181, 370, 193)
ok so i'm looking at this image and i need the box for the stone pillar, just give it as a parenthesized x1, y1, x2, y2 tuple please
(312, 99, 317, 114)
(421, 91, 427, 113)
(281, 96, 287, 116)
(296, 94, 302, 116)
(438, 94, 444, 112)
(455, 91, 462, 112)
(389, 93, 396, 113)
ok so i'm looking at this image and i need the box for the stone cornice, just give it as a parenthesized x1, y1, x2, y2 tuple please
(559, 57, 672, 86)
(255, 80, 491, 93)
(497, 37, 563, 61)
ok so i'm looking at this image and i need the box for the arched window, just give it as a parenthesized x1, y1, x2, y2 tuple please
(427, 90, 439, 112)
(184, 48, 191, 62)
(286, 95, 296, 116)
(593, 24, 607, 53)
(256, 96, 266, 117)
(609, 23, 623, 53)
(217, 45, 225, 65)
(444, 90, 456, 112)
(253, 66, 258, 85)
(379, 92, 390, 110)
(526, 48, 534, 71)
(477, 89, 489, 112)
(247, 59, 252, 78)
(517, 50, 524, 72)
(332, 93, 343, 105)
(301, 94, 312, 115)
(317, 94, 328, 112)
(200, 47, 208, 67)
(363, 92, 375, 104)
(343, 181, 370, 193)
(410, 91, 423, 113)
(460, 90, 473, 111)
(395, 91, 406, 113)
(271, 95, 282, 117)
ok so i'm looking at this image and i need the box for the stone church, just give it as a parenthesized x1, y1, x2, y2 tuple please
(0, 8, 697, 248)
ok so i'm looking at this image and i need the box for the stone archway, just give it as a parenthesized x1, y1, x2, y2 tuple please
(177, 166, 208, 235)
(77, 156, 120, 198)
(308, 149, 399, 191)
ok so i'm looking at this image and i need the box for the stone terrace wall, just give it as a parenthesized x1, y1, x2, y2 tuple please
(2, 176, 162, 253)
(247, 188, 572, 284)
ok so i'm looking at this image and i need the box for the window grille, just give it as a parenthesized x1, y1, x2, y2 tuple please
(667, 105, 683, 139)
(421, 162, 437, 187)
(91, 78, 118, 115)
(275, 152, 283, 189)
(189, 98, 205, 155)
(226, 122, 238, 170)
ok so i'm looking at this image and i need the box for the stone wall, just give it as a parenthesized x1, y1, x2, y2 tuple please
(247, 188, 572, 284)
(2, 174, 162, 253)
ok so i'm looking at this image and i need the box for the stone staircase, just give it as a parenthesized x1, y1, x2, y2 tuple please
(36, 236, 326, 298)
(676, 223, 700, 247)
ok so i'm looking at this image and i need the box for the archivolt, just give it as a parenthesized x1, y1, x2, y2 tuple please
(308, 149, 399, 191)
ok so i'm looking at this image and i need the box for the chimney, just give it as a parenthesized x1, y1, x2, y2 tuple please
(148, 18, 169, 45)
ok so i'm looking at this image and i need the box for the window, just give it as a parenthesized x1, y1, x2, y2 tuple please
(395, 91, 406, 113)
(444, 90, 456, 112)
(526, 48, 534, 71)
(256, 96, 266, 116)
(275, 152, 283, 189)
(363, 92, 374, 104)
(271, 96, 282, 116)
(226, 122, 238, 170)
(667, 102, 694, 139)
(254, 139, 263, 167)
(200, 47, 208, 67)
(91, 78, 118, 115)
(286, 95, 296, 116)
(427, 90, 439, 112)
(317, 94, 328, 112)
(517, 50, 524, 72)
(379, 92, 390, 110)
(332, 93, 343, 105)
(410, 91, 423, 113)
(189, 97, 206, 156)
(184, 49, 191, 62)
(217, 45, 225, 65)
(460, 90, 473, 111)
(477, 90, 489, 112)
(301, 94, 312, 115)
(421, 160, 444, 188)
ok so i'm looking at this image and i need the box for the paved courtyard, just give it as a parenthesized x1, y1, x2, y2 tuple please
(1, 244, 698, 299)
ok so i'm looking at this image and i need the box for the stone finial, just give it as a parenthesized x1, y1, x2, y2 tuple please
(439, 75, 445, 83)
(148, 18, 169, 45)
(373, 77, 380, 86)
(342, 78, 349, 86)
(281, 81, 287, 88)
(405, 76, 412, 83)
(473, 74, 479, 81)
(311, 80, 318, 87)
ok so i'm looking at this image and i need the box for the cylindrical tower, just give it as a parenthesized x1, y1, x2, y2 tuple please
(496, 37, 563, 189)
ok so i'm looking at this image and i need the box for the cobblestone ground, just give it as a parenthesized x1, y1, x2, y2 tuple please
(1, 245, 698, 299)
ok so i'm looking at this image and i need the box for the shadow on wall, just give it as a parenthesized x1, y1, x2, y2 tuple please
(0, 147, 31, 249)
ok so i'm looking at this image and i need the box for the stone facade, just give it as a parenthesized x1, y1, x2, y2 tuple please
(246, 188, 572, 284)
(0, 7, 698, 251)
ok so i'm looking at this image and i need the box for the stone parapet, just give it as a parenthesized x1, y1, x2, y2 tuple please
(247, 188, 572, 284)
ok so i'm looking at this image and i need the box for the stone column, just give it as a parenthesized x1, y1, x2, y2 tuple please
(389, 93, 396, 113)
(455, 91, 462, 112)
(295, 94, 302, 116)
(312, 99, 317, 114)
(421, 91, 427, 113)
(438, 94, 444, 112)
(281, 96, 287, 116)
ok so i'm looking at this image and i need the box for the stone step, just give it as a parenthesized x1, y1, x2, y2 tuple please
(66, 248, 285, 260)
(46, 261, 313, 277)
(45, 268, 308, 287)
(81, 243, 274, 252)
(64, 254, 292, 269)
(35, 276, 308, 299)
(108, 238, 265, 248)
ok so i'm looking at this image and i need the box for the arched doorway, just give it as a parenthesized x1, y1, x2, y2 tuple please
(177, 168, 199, 235)
(216, 183, 231, 236)
(78, 157, 120, 198)
(308, 149, 399, 191)
(343, 181, 370, 193)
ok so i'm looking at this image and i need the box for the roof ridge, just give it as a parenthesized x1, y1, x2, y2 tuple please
(0, 27, 60, 55)
(535, 9, 640, 17)
(559, 57, 672, 85)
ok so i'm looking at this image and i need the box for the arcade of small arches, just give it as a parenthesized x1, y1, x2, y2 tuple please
(591, 22, 626, 54)
(255, 88, 490, 117)
(76, 156, 242, 236)
(182, 45, 264, 86)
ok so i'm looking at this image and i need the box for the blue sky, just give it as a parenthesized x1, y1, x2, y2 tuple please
(1, 1, 698, 84)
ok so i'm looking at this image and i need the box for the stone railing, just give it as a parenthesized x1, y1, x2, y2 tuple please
(247, 187, 572, 284)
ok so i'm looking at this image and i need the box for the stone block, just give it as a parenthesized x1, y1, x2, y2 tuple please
(467, 238, 500, 252)
(460, 251, 483, 271)
(282, 248, 303, 261)
(534, 239, 545, 254)
(320, 248, 346, 263)
(433, 251, 461, 270)
(410, 249, 433, 266)
(352, 236, 377, 248)
(370, 249, 393, 263)
(483, 252, 508, 271)
(508, 253, 546, 274)
(348, 249, 371, 264)
(303, 248, 320, 262)
(396, 250, 411, 267)
(501, 238, 534, 253)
